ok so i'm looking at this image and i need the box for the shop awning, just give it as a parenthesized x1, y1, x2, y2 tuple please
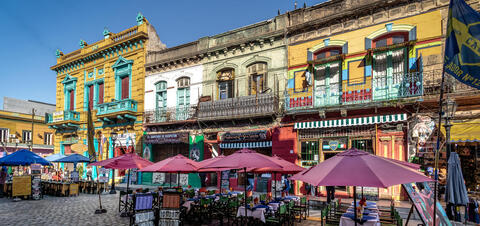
(294, 113, 407, 129)
(219, 141, 272, 149)
(441, 119, 480, 142)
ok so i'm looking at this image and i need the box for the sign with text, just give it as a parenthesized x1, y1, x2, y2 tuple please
(52, 111, 64, 122)
(219, 130, 269, 142)
(145, 133, 189, 144)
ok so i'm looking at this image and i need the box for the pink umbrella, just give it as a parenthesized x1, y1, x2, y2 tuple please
(248, 155, 305, 199)
(139, 154, 199, 187)
(289, 148, 432, 225)
(197, 155, 226, 172)
(199, 149, 283, 220)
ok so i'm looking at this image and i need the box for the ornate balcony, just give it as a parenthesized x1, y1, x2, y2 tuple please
(285, 71, 423, 112)
(96, 99, 137, 118)
(46, 110, 81, 132)
(144, 105, 197, 124)
(198, 93, 278, 120)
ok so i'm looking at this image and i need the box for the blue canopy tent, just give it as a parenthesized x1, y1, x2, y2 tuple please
(44, 153, 67, 162)
(53, 154, 91, 170)
(0, 149, 51, 166)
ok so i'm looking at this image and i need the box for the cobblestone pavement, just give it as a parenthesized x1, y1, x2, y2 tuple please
(0, 193, 129, 226)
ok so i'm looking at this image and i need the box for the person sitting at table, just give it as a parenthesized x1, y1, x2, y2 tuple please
(0, 167, 6, 198)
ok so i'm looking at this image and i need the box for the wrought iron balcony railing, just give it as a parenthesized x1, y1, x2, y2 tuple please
(198, 93, 279, 120)
(96, 99, 137, 116)
(46, 110, 81, 124)
(285, 71, 423, 111)
(144, 105, 197, 124)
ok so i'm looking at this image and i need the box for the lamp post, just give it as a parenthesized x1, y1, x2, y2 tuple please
(109, 132, 118, 194)
(443, 99, 457, 164)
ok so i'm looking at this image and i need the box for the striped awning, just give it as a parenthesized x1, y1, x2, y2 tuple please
(294, 113, 407, 129)
(219, 141, 272, 149)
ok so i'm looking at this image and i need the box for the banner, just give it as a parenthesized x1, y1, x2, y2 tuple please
(189, 135, 204, 161)
(444, 0, 480, 89)
(144, 133, 187, 144)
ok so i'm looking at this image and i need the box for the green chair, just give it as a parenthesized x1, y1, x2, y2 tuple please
(260, 194, 267, 202)
(292, 197, 308, 221)
(320, 206, 329, 226)
(266, 204, 287, 225)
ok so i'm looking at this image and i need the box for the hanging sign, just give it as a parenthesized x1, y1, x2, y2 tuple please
(219, 130, 269, 142)
(144, 133, 189, 144)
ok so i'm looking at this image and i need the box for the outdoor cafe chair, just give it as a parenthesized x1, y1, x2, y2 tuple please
(265, 204, 287, 225)
(119, 190, 133, 213)
(292, 196, 308, 221)
(129, 193, 155, 226)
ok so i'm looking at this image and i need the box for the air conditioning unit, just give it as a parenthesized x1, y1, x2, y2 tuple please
(9, 134, 16, 138)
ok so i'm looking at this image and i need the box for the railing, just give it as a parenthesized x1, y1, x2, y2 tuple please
(97, 99, 138, 116)
(63, 137, 79, 145)
(111, 27, 138, 43)
(46, 110, 81, 123)
(423, 69, 479, 96)
(285, 71, 424, 111)
(144, 105, 198, 123)
(62, 49, 81, 61)
(198, 93, 278, 120)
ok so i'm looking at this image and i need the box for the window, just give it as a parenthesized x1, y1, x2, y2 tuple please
(69, 90, 74, 111)
(121, 76, 129, 100)
(44, 133, 53, 145)
(217, 69, 234, 99)
(300, 141, 319, 161)
(0, 128, 9, 143)
(351, 139, 374, 154)
(88, 85, 94, 110)
(22, 130, 32, 143)
(98, 83, 104, 104)
(314, 62, 341, 106)
(247, 63, 267, 95)
(372, 32, 408, 48)
(314, 47, 342, 60)
(176, 77, 190, 120)
(155, 81, 167, 122)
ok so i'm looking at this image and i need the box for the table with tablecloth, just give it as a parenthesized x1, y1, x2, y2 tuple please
(340, 202, 381, 226)
(237, 205, 269, 223)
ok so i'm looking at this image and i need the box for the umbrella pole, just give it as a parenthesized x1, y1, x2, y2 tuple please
(274, 172, 277, 200)
(121, 169, 131, 217)
(170, 173, 172, 188)
(244, 167, 247, 225)
(177, 171, 179, 187)
(354, 186, 357, 226)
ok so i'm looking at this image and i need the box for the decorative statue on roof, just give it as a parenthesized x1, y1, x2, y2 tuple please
(136, 12, 144, 25)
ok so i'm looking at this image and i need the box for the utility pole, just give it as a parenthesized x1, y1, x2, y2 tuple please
(31, 108, 35, 151)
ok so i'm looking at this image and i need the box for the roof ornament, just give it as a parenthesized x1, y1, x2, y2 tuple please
(103, 27, 111, 39)
(79, 40, 87, 49)
(136, 12, 144, 25)
(55, 49, 63, 58)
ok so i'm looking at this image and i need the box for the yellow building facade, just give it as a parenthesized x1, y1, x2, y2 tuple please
(48, 13, 164, 178)
(0, 110, 54, 157)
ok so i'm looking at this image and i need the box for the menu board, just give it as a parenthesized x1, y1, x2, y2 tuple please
(31, 175, 42, 200)
(403, 182, 451, 226)
(12, 176, 31, 197)
(98, 168, 109, 183)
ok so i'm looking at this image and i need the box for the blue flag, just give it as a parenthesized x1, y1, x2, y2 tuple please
(444, 0, 480, 89)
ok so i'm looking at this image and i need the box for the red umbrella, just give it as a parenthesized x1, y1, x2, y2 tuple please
(197, 155, 226, 172)
(139, 154, 199, 187)
(289, 148, 432, 225)
(199, 149, 283, 220)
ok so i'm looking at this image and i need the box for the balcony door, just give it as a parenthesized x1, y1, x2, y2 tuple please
(155, 81, 167, 122)
(314, 62, 341, 107)
(69, 90, 75, 111)
(373, 48, 406, 100)
(88, 85, 94, 110)
(176, 77, 190, 121)
(121, 76, 129, 100)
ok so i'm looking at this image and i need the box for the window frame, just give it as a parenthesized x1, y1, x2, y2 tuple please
(0, 128, 9, 143)
(216, 68, 235, 100)
(313, 47, 343, 60)
(22, 130, 32, 143)
(247, 62, 268, 95)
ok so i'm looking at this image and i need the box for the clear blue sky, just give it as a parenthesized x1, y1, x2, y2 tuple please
(0, 0, 322, 108)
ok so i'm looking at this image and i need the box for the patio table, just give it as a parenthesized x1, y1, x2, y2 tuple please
(339, 212, 380, 226)
(237, 206, 267, 223)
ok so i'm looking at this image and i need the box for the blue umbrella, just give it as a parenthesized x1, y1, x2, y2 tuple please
(53, 154, 91, 171)
(445, 152, 469, 205)
(44, 153, 67, 162)
(0, 149, 51, 166)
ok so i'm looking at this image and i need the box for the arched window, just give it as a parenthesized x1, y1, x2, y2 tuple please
(247, 62, 267, 95)
(372, 32, 409, 48)
(177, 77, 190, 88)
(217, 68, 234, 99)
(314, 47, 342, 60)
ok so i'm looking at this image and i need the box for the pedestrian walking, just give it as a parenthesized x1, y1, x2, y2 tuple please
(0, 167, 6, 198)
(326, 186, 335, 203)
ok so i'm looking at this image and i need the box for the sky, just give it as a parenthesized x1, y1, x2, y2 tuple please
(0, 0, 324, 108)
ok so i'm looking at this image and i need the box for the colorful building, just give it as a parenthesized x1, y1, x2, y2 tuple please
(48, 13, 165, 179)
(282, 0, 449, 200)
(0, 97, 55, 157)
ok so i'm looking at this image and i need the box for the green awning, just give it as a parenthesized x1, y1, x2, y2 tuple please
(294, 113, 407, 129)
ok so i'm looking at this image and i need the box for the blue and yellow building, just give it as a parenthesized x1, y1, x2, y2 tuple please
(48, 13, 165, 179)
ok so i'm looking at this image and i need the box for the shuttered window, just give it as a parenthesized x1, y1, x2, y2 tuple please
(69, 90, 74, 111)
(88, 85, 94, 110)
(98, 83, 104, 104)
(247, 62, 267, 95)
(121, 76, 129, 100)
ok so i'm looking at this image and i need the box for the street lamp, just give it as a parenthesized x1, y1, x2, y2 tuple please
(109, 132, 118, 194)
(443, 98, 457, 162)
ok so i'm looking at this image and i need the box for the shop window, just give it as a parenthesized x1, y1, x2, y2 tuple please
(22, 130, 32, 143)
(351, 139, 374, 154)
(247, 62, 267, 95)
(300, 141, 320, 161)
(217, 69, 234, 100)
(314, 47, 342, 60)
(0, 128, 9, 143)
(44, 133, 53, 145)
